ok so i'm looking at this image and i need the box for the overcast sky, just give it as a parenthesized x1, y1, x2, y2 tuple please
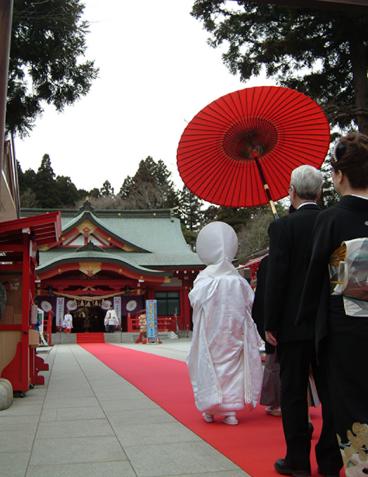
(15, 0, 274, 193)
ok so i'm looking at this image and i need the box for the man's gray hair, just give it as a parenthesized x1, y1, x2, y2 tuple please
(290, 165, 323, 200)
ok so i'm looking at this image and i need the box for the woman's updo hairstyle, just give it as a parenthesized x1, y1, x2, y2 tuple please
(332, 132, 368, 189)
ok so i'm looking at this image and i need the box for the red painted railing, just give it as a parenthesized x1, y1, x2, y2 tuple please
(127, 313, 176, 333)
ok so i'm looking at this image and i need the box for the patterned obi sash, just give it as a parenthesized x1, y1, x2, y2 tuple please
(329, 238, 368, 317)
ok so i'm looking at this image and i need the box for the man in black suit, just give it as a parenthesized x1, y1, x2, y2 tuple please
(264, 165, 342, 477)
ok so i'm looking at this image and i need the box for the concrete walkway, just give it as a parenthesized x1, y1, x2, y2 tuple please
(0, 340, 250, 477)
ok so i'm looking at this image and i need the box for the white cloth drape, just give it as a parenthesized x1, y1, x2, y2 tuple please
(187, 222, 263, 414)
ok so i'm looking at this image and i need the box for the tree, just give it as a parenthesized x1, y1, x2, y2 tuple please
(7, 0, 98, 135)
(237, 202, 288, 261)
(119, 157, 179, 209)
(19, 187, 38, 208)
(88, 188, 101, 199)
(78, 194, 127, 210)
(178, 187, 204, 232)
(321, 155, 339, 208)
(191, 1, 368, 133)
(100, 180, 114, 197)
(55, 175, 80, 207)
(177, 187, 204, 248)
(237, 209, 274, 262)
(33, 154, 60, 207)
(18, 154, 85, 208)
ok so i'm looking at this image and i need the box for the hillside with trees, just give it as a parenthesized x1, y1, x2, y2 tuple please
(18, 153, 290, 259)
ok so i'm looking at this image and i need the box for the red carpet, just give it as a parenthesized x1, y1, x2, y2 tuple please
(81, 343, 344, 477)
(76, 332, 104, 344)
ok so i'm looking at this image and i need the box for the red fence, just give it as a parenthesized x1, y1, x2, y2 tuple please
(127, 313, 176, 333)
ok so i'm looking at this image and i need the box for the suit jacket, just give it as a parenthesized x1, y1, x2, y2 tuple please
(297, 195, 368, 346)
(264, 203, 320, 343)
(252, 255, 275, 354)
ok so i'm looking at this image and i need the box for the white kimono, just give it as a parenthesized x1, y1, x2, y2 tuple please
(187, 221, 263, 414)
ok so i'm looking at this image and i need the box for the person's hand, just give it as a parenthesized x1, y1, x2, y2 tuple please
(265, 330, 278, 347)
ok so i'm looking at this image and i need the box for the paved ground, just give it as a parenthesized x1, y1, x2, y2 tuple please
(0, 339, 250, 477)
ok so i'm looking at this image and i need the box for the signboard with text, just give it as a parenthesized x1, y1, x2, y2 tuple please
(145, 299, 158, 341)
(56, 297, 65, 328)
(113, 296, 122, 326)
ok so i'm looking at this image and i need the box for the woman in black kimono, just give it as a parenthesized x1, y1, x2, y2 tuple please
(298, 132, 368, 477)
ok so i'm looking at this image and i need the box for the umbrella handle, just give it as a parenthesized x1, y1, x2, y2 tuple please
(254, 158, 279, 220)
(264, 184, 279, 220)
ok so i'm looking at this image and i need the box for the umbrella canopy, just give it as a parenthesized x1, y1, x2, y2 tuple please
(177, 86, 330, 208)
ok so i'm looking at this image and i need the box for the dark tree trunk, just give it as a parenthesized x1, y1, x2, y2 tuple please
(349, 36, 368, 135)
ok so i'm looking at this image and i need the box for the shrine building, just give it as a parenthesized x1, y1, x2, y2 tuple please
(21, 203, 204, 340)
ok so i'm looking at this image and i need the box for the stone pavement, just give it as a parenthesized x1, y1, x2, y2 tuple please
(0, 340, 250, 477)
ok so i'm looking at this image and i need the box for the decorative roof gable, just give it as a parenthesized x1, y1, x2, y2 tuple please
(56, 211, 150, 253)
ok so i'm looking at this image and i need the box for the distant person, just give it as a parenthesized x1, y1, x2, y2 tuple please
(104, 305, 119, 332)
(265, 165, 342, 477)
(252, 255, 281, 417)
(62, 312, 73, 333)
(84, 316, 91, 332)
(298, 133, 368, 477)
(187, 221, 263, 425)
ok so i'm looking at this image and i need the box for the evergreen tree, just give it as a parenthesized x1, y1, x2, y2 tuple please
(18, 154, 82, 208)
(77, 188, 89, 202)
(177, 187, 204, 249)
(178, 187, 204, 231)
(237, 209, 274, 262)
(192, 1, 368, 133)
(100, 180, 114, 197)
(321, 155, 339, 208)
(20, 188, 38, 208)
(119, 176, 134, 199)
(17, 161, 39, 207)
(237, 202, 287, 261)
(118, 157, 179, 209)
(214, 206, 254, 232)
(202, 204, 220, 225)
(7, 0, 98, 135)
(33, 154, 60, 207)
(88, 188, 101, 199)
(55, 175, 80, 207)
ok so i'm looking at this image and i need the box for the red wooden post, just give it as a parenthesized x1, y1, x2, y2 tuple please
(21, 234, 31, 391)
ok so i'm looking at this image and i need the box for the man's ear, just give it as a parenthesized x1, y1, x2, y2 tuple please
(289, 185, 296, 204)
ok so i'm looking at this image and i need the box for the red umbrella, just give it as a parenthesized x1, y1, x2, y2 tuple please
(177, 86, 330, 215)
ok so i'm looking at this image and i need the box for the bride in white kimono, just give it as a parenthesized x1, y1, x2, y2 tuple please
(188, 221, 263, 425)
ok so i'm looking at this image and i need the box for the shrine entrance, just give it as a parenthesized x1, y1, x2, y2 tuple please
(73, 305, 105, 333)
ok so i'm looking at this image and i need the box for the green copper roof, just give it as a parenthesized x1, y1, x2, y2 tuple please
(22, 207, 204, 269)
(37, 250, 168, 276)
(61, 213, 194, 255)
(38, 249, 202, 269)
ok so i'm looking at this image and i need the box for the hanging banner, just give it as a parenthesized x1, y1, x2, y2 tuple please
(146, 299, 158, 341)
(56, 297, 65, 327)
(113, 296, 122, 326)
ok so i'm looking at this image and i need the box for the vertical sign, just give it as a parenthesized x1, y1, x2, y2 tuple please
(145, 299, 157, 341)
(56, 297, 64, 328)
(113, 296, 122, 326)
